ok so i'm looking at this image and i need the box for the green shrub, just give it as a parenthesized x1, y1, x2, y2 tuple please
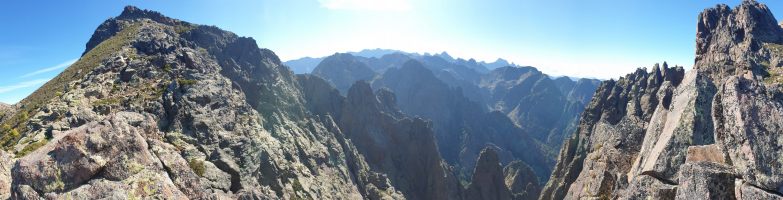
(177, 79, 198, 86)
(163, 63, 172, 72)
(188, 159, 205, 177)
(94, 97, 121, 106)
(16, 138, 48, 158)
(0, 125, 20, 150)
(174, 24, 195, 34)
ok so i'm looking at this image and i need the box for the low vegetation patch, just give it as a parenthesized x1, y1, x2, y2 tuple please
(763, 43, 783, 84)
(188, 158, 206, 177)
(94, 97, 122, 106)
(16, 138, 48, 158)
(1, 23, 142, 148)
(177, 78, 198, 86)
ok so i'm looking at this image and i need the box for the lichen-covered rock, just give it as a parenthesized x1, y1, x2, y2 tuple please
(713, 76, 783, 193)
(1, 6, 406, 199)
(540, 65, 684, 200)
(626, 69, 715, 185)
(504, 160, 541, 200)
(11, 112, 191, 199)
(675, 162, 736, 200)
(541, 1, 783, 199)
(735, 180, 783, 200)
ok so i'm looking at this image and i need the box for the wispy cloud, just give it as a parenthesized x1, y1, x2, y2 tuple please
(20, 58, 78, 78)
(0, 79, 50, 94)
(318, 0, 412, 11)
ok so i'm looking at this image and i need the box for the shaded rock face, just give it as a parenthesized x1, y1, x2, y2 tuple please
(372, 60, 552, 182)
(466, 148, 512, 200)
(338, 82, 460, 200)
(312, 53, 377, 94)
(299, 75, 527, 200)
(481, 67, 600, 148)
(541, 1, 783, 199)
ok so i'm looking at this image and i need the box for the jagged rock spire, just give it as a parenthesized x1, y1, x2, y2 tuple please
(695, 0, 783, 80)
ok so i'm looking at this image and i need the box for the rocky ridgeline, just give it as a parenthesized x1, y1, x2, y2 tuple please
(0, 5, 529, 200)
(541, 1, 783, 199)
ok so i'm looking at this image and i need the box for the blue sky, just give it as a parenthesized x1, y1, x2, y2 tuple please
(0, 0, 780, 104)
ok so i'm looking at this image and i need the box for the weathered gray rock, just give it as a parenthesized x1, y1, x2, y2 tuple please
(626, 69, 714, 185)
(713, 76, 783, 193)
(675, 162, 736, 200)
(541, 1, 783, 199)
(11, 112, 191, 199)
(0, 151, 12, 199)
(541, 65, 684, 200)
(735, 180, 783, 200)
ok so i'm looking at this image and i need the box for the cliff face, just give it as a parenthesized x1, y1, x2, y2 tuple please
(298, 76, 464, 200)
(541, 1, 783, 199)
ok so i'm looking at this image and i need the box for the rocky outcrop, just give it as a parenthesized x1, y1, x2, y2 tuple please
(675, 162, 736, 200)
(695, 0, 783, 81)
(713, 76, 783, 193)
(540, 64, 685, 200)
(0, 103, 14, 123)
(0, 6, 414, 199)
(504, 160, 541, 200)
(466, 148, 512, 200)
(541, 1, 783, 199)
(337, 81, 460, 200)
(12, 112, 195, 199)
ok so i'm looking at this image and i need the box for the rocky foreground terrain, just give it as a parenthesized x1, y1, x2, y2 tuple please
(0, 6, 533, 199)
(541, 1, 783, 199)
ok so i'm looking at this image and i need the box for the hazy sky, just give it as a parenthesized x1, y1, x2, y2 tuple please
(0, 0, 780, 103)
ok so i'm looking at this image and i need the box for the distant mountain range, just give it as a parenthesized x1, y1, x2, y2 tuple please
(284, 49, 520, 74)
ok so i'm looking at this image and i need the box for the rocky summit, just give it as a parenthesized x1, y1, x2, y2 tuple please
(540, 1, 783, 199)
(0, 6, 526, 200)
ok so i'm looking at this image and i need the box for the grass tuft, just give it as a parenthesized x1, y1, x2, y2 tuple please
(188, 158, 206, 177)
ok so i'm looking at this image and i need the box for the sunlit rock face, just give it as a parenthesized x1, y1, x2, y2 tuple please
(541, 1, 783, 199)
